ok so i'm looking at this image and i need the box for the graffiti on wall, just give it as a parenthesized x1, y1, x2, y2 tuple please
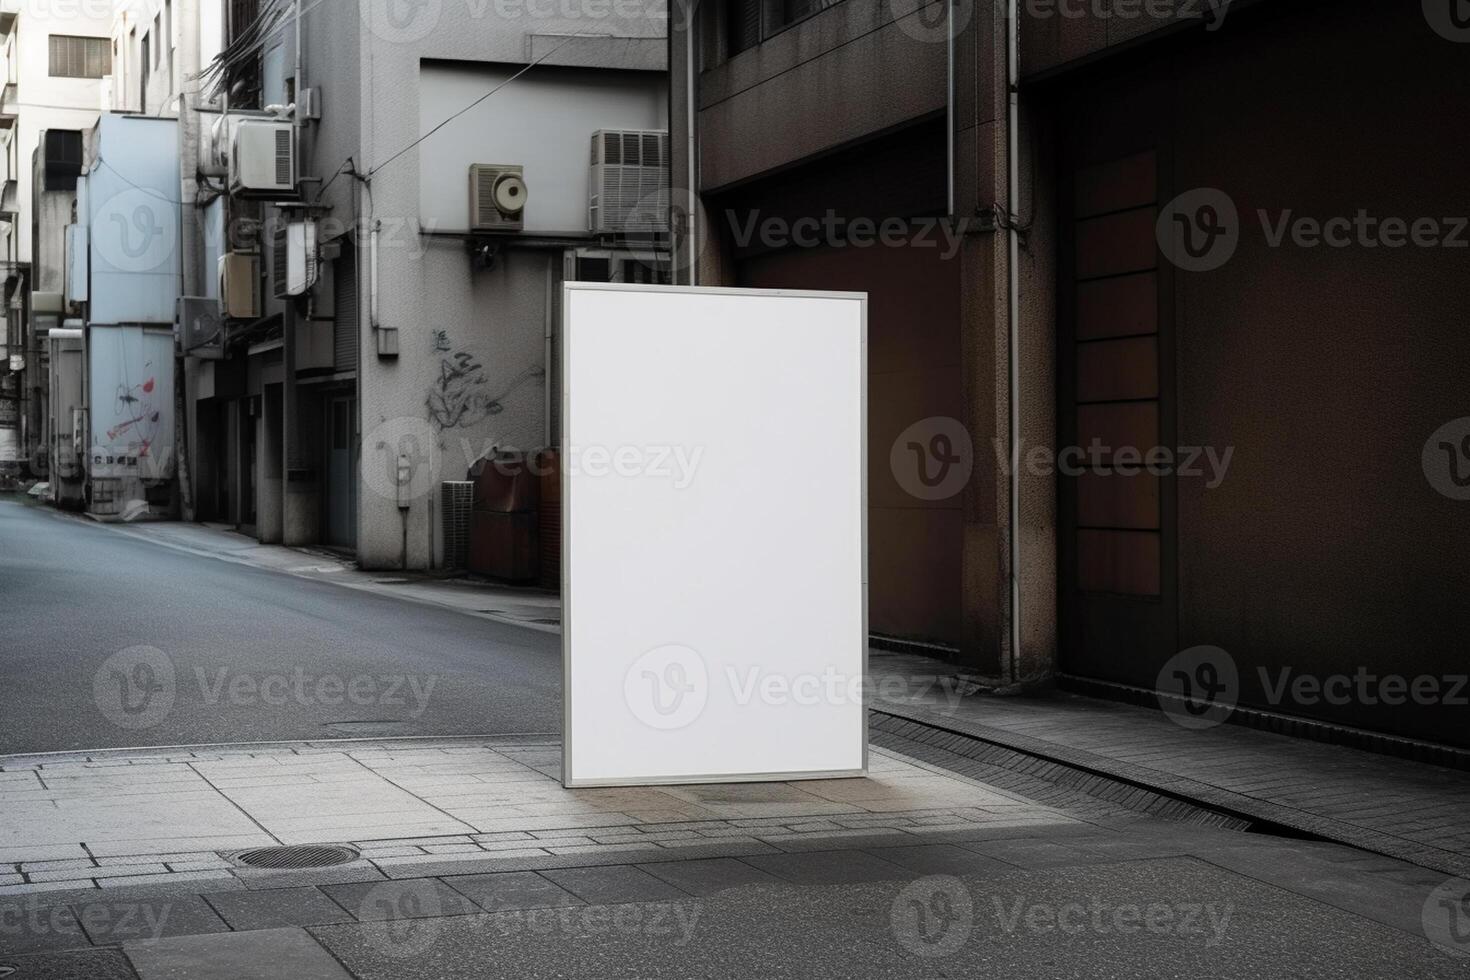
(89, 327, 175, 479)
(427, 347, 544, 430)
(107, 377, 163, 455)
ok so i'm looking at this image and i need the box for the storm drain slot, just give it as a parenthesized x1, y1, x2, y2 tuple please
(231, 844, 360, 870)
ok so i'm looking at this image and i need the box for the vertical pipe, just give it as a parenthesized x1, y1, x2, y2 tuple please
(946, 0, 955, 217)
(369, 218, 379, 331)
(1005, 0, 1022, 683)
(685, 3, 698, 284)
(176, 0, 201, 520)
(544, 254, 554, 447)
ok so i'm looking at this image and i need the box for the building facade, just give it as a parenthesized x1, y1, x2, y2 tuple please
(0, 0, 112, 480)
(186, 0, 668, 568)
(670, 0, 1470, 747)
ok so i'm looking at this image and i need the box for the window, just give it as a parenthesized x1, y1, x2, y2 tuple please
(727, 0, 760, 55)
(48, 35, 111, 79)
(140, 33, 150, 107)
(724, 0, 841, 57)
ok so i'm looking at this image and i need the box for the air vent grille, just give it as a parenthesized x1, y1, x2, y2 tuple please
(274, 128, 292, 185)
(468, 164, 526, 232)
(588, 130, 670, 238)
(443, 481, 474, 570)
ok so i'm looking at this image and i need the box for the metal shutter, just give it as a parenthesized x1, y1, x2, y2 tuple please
(333, 251, 358, 371)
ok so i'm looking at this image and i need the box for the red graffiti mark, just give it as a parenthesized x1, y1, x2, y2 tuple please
(141, 377, 155, 394)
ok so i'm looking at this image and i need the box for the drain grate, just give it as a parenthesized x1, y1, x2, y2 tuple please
(231, 844, 360, 870)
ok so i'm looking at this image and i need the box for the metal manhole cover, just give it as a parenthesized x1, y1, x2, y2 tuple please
(231, 844, 360, 870)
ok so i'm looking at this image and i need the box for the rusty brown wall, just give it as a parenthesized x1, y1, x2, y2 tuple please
(1057, 1, 1470, 745)
(716, 123, 966, 647)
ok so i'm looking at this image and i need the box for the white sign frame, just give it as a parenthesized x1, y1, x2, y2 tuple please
(561, 282, 868, 788)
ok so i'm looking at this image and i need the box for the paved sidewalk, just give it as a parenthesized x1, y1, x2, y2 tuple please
(89, 517, 562, 634)
(0, 737, 1078, 899)
(87, 519, 1470, 878)
(870, 651, 1470, 877)
(1, 738, 1465, 977)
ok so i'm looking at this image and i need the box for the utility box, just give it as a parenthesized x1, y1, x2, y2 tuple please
(466, 451, 538, 582)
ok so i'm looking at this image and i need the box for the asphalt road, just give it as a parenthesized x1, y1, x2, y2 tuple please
(0, 495, 563, 754)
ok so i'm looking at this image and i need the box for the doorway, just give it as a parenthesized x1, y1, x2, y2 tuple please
(324, 395, 357, 550)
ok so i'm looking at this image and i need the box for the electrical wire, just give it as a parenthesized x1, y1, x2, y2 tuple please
(366, 33, 598, 178)
(314, 157, 353, 204)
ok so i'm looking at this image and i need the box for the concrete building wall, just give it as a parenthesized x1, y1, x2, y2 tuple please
(2, 2, 109, 265)
(345, 0, 667, 568)
(696, 0, 948, 191)
(673, 0, 1029, 664)
(111, 0, 180, 115)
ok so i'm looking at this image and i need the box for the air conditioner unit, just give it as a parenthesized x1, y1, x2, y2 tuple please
(178, 297, 224, 359)
(230, 118, 297, 198)
(468, 164, 526, 232)
(272, 220, 317, 299)
(203, 114, 236, 177)
(588, 130, 670, 238)
(218, 252, 260, 318)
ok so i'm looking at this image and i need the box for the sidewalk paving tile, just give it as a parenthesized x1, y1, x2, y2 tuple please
(636, 857, 782, 896)
(201, 887, 355, 930)
(739, 850, 910, 885)
(540, 866, 689, 904)
(860, 842, 1014, 876)
(72, 894, 229, 944)
(442, 871, 585, 912)
(123, 927, 353, 980)
(321, 879, 478, 920)
(0, 903, 89, 955)
(0, 948, 136, 979)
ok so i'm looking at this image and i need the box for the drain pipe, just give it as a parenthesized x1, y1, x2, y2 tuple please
(685, 14, 698, 284)
(544, 255, 554, 447)
(1005, 0, 1022, 683)
(946, 0, 954, 215)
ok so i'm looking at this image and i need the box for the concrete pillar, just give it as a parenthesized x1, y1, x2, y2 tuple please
(258, 384, 283, 543)
(282, 303, 320, 546)
(952, 1, 1057, 681)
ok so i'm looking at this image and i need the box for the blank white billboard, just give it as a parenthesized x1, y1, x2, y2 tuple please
(562, 283, 867, 787)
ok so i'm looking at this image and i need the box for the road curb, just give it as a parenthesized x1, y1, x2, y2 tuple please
(871, 704, 1470, 878)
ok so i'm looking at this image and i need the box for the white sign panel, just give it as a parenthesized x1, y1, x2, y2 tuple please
(562, 283, 867, 787)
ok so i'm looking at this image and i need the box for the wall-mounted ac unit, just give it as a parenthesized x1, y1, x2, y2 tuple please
(588, 130, 670, 238)
(178, 297, 224, 359)
(272, 220, 317, 299)
(468, 164, 526, 232)
(203, 114, 235, 177)
(219, 252, 259, 318)
(230, 118, 297, 198)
